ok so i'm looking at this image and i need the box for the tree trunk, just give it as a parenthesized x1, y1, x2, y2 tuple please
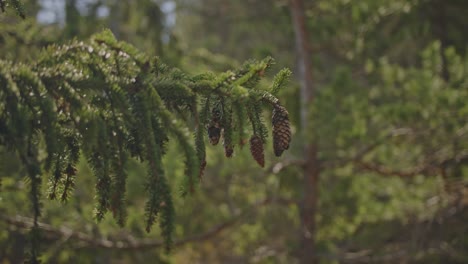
(289, 0, 320, 263)
(433, 0, 449, 81)
(109, 0, 122, 39)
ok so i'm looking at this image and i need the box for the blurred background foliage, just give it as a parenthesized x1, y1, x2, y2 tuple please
(0, 0, 467, 263)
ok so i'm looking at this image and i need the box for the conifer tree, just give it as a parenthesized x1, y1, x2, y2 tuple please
(0, 4, 292, 260)
(0, 0, 24, 18)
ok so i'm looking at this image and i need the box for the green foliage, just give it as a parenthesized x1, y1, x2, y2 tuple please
(308, 41, 468, 264)
(271, 68, 292, 97)
(2, 0, 468, 263)
(311, 42, 468, 167)
(0, 28, 291, 259)
(0, 0, 25, 18)
(174, 0, 468, 262)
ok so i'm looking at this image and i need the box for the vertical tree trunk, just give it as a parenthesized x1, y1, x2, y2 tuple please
(109, 0, 122, 39)
(433, 0, 449, 81)
(289, 0, 320, 263)
(64, 0, 80, 38)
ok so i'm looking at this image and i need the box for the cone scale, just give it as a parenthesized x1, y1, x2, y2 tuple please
(249, 135, 265, 167)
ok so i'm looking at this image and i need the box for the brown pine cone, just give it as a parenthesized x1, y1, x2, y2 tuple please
(208, 107, 222, 145)
(211, 107, 222, 123)
(208, 125, 221, 145)
(249, 135, 265, 167)
(272, 104, 291, 157)
(224, 143, 234, 158)
(223, 131, 234, 157)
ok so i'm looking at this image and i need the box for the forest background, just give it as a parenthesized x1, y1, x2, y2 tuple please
(0, 0, 467, 263)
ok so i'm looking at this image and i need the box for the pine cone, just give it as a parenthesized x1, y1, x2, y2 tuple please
(272, 104, 291, 157)
(208, 107, 222, 145)
(223, 134, 234, 157)
(249, 135, 265, 167)
(212, 107, 222, 123)
(224, 144, 234, 158)
(207, 125, 221, 145)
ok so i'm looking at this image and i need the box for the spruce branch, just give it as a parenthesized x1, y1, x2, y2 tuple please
(0, 29, 292, 255)
(19, 136, 42, 264)
(270, 68, 292, 96)
(0, 0, 25, 18)
(221, 99, 234, 157)
(193, 99, 207, 179)
(233, 102, 248, 147)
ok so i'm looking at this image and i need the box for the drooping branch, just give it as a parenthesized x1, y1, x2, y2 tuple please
(0, 29, 294, 255)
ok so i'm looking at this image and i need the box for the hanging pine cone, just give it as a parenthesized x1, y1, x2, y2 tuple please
(207, 125, 221, 145)
(212, 106, 222, 123)
(272, 104, 291, 157)
(208, 106, 222, 145)
(249, 135, 265, 167)
(224, 144, 234, 158)
(223, 132, 234, 158)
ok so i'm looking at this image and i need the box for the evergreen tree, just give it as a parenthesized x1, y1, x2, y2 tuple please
(0, 4, 293, 261)
(0, 0, 25, 18)
(2, 0, 467, 263)
(176, 0, 468, 262)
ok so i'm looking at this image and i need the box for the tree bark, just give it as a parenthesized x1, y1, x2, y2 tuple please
(289, 0, 320, 263)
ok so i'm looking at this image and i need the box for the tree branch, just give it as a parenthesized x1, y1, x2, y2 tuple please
(321, 125, 468, 178)
(355, 161, 431, 177)
(322, 128, 414, 169)
(0, 197, 296, 250)
(266, 159, 305, 174)
(356, 151, 468, 178)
